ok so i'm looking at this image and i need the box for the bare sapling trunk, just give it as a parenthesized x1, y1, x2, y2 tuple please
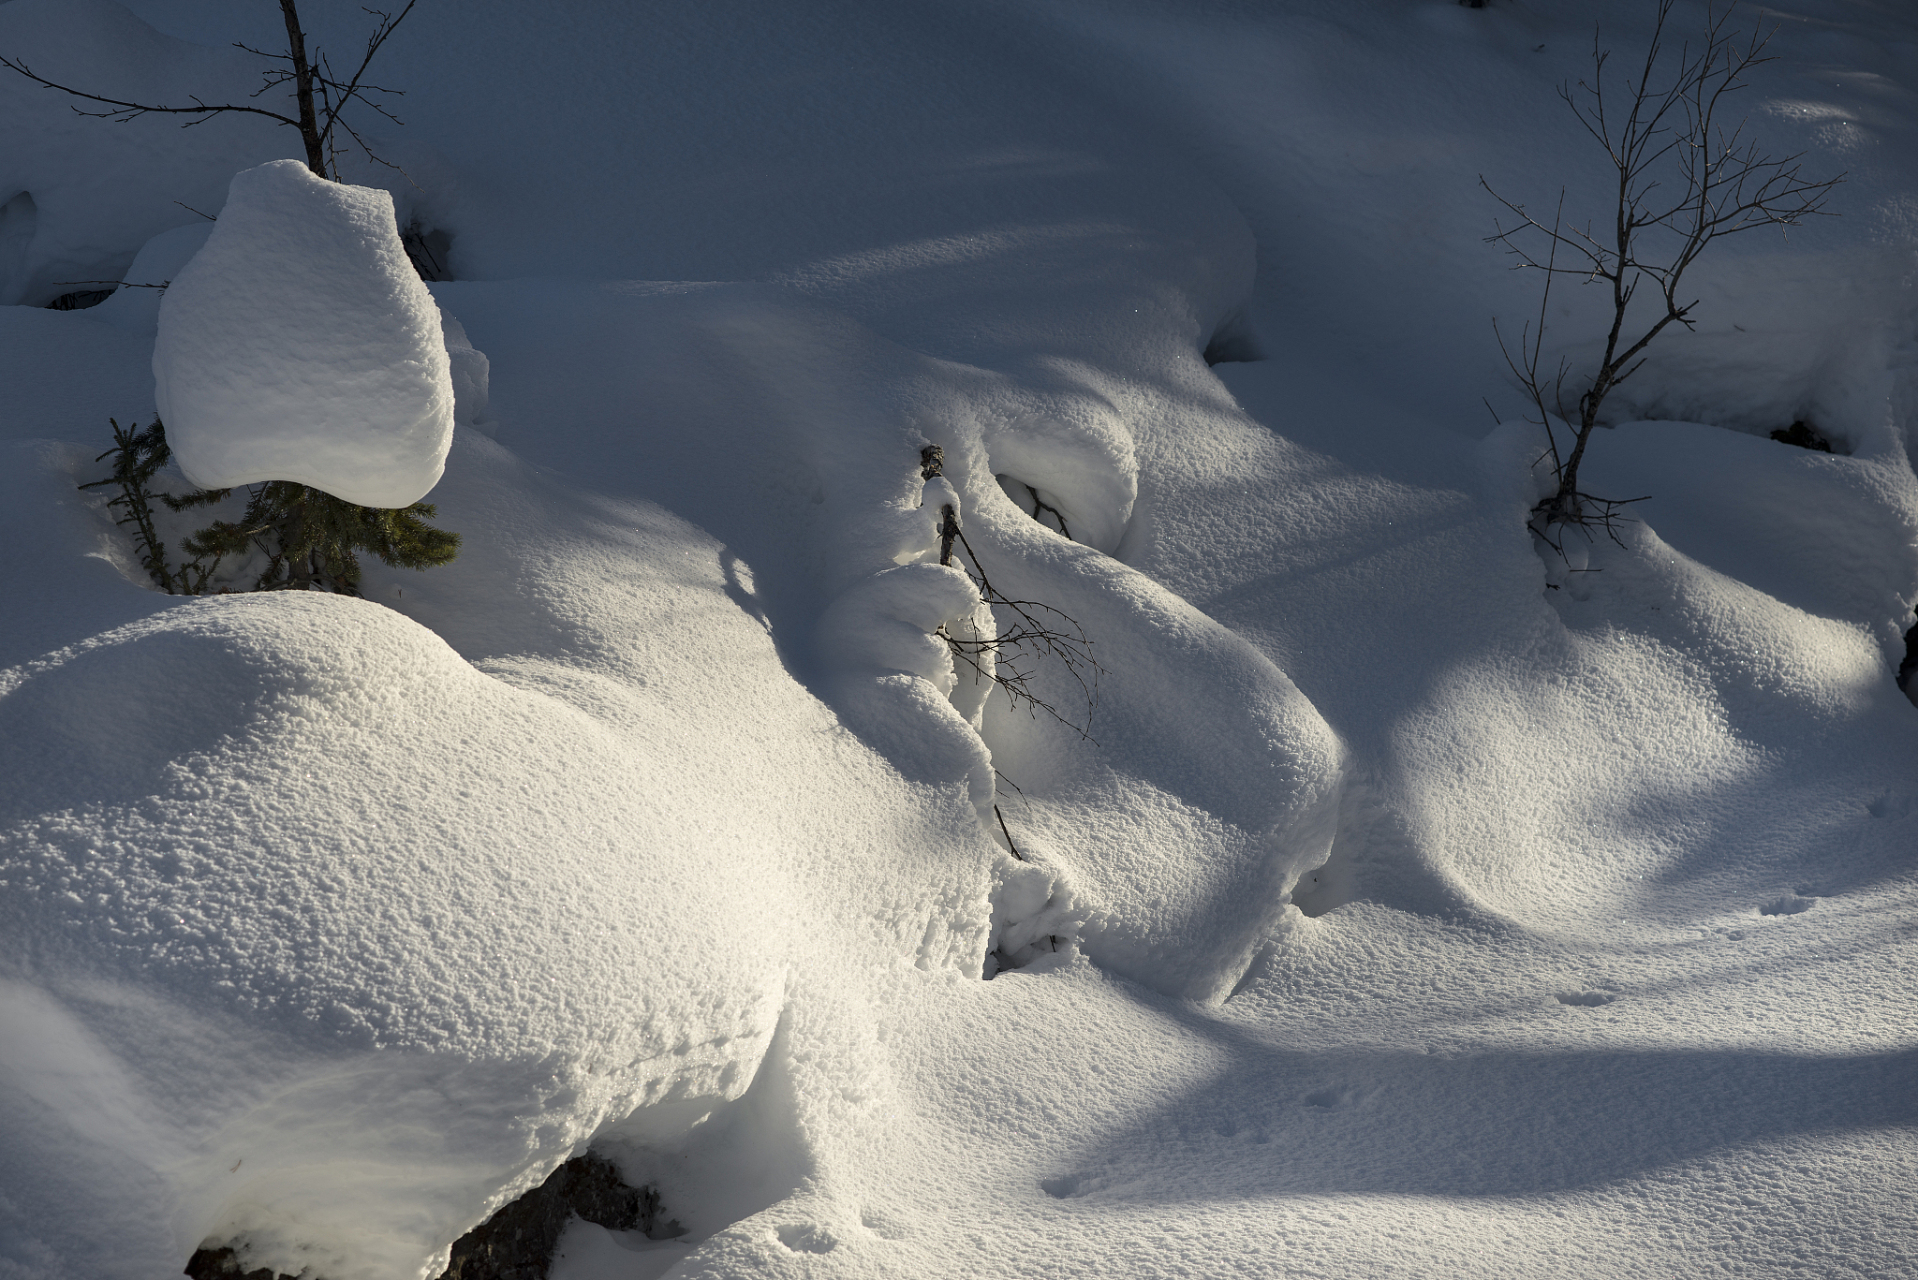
(2, 0, 418, 183)
(1481, 0, 1841, 553)
(279, 0, 326, 177)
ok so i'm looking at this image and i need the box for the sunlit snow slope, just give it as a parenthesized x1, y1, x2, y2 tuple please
(2, 1, 1915, 1278)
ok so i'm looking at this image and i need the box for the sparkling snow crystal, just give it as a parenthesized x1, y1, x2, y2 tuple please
(153, 160, 454, 508)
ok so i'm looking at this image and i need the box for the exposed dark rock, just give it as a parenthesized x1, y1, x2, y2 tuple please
(1770, 420, 1832, 452)
(438, 1152, 680, 1280)
(182, 1245, 298, 1280)
(183, 1153, 678, 1280)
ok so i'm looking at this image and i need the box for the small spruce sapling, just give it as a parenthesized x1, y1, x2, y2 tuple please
(183, 477, 457, 594)
(29, 0, 462, 591)
(79, 418, 226, 595)
(82, 417, 458, 597)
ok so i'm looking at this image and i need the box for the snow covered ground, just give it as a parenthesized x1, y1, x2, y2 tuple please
(2, 0, 1915, 1276)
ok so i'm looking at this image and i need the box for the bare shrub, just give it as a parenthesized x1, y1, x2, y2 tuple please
(1482, 0, 1841, 552)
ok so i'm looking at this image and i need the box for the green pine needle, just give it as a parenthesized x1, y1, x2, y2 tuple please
(82, 417, 459, 596)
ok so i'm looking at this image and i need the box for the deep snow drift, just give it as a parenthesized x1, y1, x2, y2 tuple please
(1, 1, 1915, 1278)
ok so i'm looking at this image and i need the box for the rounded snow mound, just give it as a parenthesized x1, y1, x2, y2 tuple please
(154, 160, 454, 508)
(0, 592, 789, 1279)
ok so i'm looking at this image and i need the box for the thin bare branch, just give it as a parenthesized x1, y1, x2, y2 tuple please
(312, 0, 416, 157)
(0, 56, 302, 130)
(3, 0, 422, 184)
(1482, 0, 1842, 536)
(918, 445, 1100, 739)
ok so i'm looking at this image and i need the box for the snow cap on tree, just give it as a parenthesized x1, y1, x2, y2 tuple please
(154, 159, 455, 508)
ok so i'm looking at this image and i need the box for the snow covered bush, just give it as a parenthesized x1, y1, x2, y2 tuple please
(72, 158, 464, 597)
(155, 159, 454, 507)
(15, 3, 460, 595)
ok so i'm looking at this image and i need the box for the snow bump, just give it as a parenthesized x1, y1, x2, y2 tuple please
(154, 160, 454, 508)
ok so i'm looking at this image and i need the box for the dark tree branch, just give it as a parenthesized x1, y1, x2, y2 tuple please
(314, 4, 415, 147)
(1481, 0, 1841, 541)
(918, 444, 1101, 739)
(0, 58, 304, 130)
(1025, 484, 1072, 540)
(1, 0, 419, 183)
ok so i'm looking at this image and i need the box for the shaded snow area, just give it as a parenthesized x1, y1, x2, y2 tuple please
(1, 0, 1915, 1277)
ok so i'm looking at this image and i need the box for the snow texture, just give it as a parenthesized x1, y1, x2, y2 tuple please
(92, 222, 212, 336)
(1, 0, 1916, 1277)
(154, 160, 454, 507)
(439, 313, 490, 429)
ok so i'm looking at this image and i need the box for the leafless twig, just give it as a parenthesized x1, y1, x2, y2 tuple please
(1481, 0, 1841, 543)
(919, 445, 1101, 739)
(53, 279, 168, 290)
(1025, 484, 1072, 540)
(1, 1, 418, 181)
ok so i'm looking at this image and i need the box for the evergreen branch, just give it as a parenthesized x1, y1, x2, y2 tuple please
(81, 418, 458, 597)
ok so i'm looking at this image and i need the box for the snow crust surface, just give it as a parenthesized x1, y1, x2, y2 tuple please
(2, 0, 1916, 1277)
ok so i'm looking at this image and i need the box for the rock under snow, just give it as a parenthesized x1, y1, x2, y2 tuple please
(153, 160, 454, 508)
